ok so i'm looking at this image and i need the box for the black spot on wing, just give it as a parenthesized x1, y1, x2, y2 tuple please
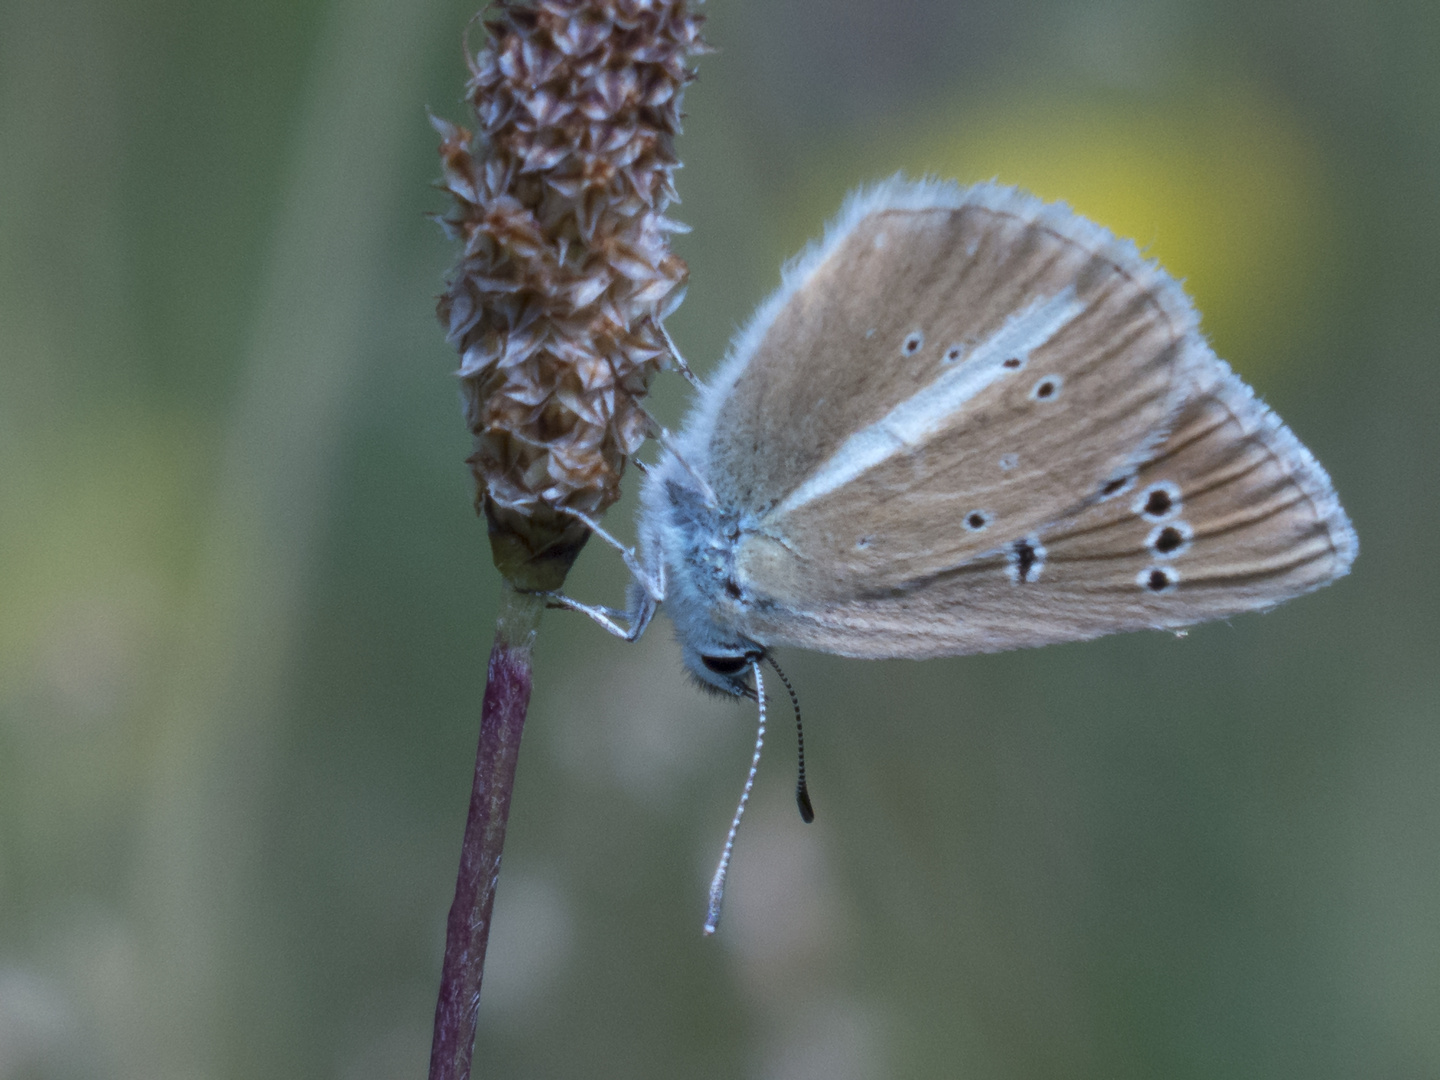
(1153, 525, 1185, 554)
(1011, 537, 1044, 583)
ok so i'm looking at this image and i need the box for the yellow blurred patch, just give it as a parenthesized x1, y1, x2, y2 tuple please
(790, 85, 1336, 380)
(0, 411, 205, 712)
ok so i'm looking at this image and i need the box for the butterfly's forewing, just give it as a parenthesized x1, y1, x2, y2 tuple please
(704, 183, 1208, 604)
(730, 365, 1356, 658)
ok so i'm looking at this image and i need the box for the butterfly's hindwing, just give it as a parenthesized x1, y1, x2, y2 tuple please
(731, 367, 1355, 658)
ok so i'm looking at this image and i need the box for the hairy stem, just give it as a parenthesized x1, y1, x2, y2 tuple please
(428, 586, 545, 1080)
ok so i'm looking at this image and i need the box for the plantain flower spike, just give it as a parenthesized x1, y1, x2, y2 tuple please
(435, 0, 707, 591)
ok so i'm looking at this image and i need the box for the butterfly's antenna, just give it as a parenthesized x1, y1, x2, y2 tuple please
(704, 659, 767, 936)
(766, 654, 813, 823)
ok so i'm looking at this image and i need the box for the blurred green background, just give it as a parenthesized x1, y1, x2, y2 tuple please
(1, 0, 1436, 1076)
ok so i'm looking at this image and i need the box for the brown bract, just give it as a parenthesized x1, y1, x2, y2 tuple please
(435, 0, 706, 589)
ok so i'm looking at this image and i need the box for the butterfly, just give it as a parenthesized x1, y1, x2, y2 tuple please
(556, 177, 1356, 691)
(550, 177, 1357, 931)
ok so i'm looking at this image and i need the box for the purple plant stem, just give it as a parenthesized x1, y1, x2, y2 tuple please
(429, 588, 542, 1080)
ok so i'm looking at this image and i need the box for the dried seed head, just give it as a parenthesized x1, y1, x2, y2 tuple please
(435, 0, 706, 590)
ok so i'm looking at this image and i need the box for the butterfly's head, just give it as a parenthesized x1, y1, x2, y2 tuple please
(664, 567, 764, 696)
(637, 452, 766, 696)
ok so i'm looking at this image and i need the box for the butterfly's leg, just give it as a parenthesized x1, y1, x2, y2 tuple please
(559, 507, 662, 600)
(659, 322, 703, 390)
(647, 423, 719, 509)
(545, 505, 663, 638)
(544, 582, 658, 642)
(543, 594, 637, 639)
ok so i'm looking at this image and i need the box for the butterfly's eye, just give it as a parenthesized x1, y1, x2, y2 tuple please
(701, 654, 750, 676)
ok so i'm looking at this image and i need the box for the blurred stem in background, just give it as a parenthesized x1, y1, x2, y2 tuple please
(127, 0, 446, 1073)
(427, 2, 705, 1072)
